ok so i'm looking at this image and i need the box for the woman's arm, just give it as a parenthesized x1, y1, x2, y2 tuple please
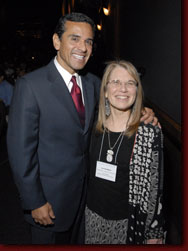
(145, 126, 165, 243)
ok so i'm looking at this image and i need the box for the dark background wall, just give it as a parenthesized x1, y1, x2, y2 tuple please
(100, 0, 181, 125)
(0, 0, 181, 126)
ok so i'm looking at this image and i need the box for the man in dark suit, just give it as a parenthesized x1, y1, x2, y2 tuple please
(7, 12, 156, 244)
(7, 12, 100, 244)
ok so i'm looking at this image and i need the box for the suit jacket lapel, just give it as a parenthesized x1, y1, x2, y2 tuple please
(81, 75, 95, 134)
(46, 60, 96, 132)
(47, 61, 81, 126)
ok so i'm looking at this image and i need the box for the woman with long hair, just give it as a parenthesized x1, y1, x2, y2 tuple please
(85, 60, 165, 244)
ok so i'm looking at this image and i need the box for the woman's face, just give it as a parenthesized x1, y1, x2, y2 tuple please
(105, 66, 137, 114)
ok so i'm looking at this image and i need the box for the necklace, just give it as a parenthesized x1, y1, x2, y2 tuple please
(106, 130, 125, 163)
(105, 114, 131, 163)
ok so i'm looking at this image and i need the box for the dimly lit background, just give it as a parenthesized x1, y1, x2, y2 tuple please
(0, 0, 181, 245)
(0, 0, 181, 123)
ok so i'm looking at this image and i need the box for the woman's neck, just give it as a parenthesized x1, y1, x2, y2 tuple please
(105, 110, 131, 132)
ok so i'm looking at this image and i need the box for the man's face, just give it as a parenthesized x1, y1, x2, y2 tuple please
(53, 21, 94, 74)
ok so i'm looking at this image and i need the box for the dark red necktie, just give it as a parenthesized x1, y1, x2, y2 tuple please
(71, 76, 85, 126)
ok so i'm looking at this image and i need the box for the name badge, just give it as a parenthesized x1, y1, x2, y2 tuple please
(95, 161, 117, 182)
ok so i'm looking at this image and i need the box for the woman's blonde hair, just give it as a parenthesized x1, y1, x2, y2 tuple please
(95, 60, 144, 137)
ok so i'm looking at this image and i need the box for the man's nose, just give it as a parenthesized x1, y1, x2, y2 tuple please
(78, 40, 87, 51)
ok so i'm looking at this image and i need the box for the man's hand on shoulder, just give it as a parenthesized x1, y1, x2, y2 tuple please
(31, 202, 55, 226)
(141, 107, 161, 128)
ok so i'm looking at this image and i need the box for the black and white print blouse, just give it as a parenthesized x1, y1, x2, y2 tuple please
(126, 123, 165, 244)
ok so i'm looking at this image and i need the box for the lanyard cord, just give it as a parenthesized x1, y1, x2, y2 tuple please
(98, 128, 106, 161)
(114, 133, 125, 163)
(98, 128, 125, 164)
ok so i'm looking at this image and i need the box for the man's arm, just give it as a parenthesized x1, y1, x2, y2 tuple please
(7, 78, 47, 210)
(31, 202, 55, 226)
(140, 107, 159, 126)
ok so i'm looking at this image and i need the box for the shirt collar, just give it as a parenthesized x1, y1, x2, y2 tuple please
(53, 57, 82, 91)
(54, 57, 73, 86)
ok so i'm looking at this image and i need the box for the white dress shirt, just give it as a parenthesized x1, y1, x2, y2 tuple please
(54, 57, 85, 104)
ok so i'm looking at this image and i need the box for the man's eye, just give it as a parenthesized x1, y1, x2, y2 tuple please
(86, 40, 93, 46)
(71, 36, 79, 41)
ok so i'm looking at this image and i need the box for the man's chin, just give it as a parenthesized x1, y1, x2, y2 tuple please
(72, 59, 89, 70)
(74, 64, 87, 71)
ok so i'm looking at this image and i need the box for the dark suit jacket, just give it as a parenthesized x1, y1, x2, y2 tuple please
(7, 59, 101, 232)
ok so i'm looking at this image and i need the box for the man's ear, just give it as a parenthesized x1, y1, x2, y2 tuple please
(52, 33, 61, 51)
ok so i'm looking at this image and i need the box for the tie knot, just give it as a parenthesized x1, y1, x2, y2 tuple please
(71, 75, 80, 94)
(71, 75, 77, 84)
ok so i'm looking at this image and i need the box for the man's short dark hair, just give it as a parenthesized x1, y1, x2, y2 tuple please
(54, 12, 96, 39)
